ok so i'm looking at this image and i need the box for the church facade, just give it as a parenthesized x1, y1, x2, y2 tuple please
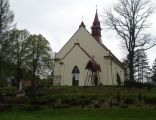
(53, 11, 124, 86)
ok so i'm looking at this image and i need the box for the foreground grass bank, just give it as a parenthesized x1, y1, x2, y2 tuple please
(1, 86, 156, 110)
(0, 108, 156, 120)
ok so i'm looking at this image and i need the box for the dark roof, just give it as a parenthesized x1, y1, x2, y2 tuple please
(93, 10, 99, 25)
(79, 21, 86, 28)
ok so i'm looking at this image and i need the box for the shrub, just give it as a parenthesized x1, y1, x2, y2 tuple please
(80, 98, 92, 107)
(0, 94, 5, 103)
(6, 96, 30, 104)
(53, 103, 69, 109)
(138, 93, 142, 101)
(116, 92, 121, 102)
(98, 98, 105, 103)
(0, 104, 12, 111)
(124, 81, 143, 88)
(60, 96, 92, 107)
(120, 104, 128, 108)
(0, 79, 8, 87)
(124, 98, 134, 104)
(94, 102, 101, 108)
(61, 97, 73, 105)
(0, 86, 16, 96)
(13, 104, 40, 111)
(144, 96, 156, 104)
(109, 101, 112, 108)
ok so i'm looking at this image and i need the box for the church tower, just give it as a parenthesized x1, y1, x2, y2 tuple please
(91, 10, 102, 44)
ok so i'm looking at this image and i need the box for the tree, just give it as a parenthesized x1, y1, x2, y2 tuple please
(123, 56, 130, 82)
(26, 34, 53, 93)
(103, 0, 155, 82)
(134, 49, 150, 83)
(8, 29, 30, 89)
(0, 0, 14, 80)
(152, 59, 156, 82)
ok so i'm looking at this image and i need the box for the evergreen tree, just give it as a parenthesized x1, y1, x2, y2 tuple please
(134, 49, 151, 83)
(152, 59, 156, 82)
(123, 56, 130, 82)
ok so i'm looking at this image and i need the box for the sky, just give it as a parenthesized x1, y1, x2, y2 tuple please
(10, 0, 156, 67)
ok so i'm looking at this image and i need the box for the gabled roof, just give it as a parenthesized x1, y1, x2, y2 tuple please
(81, 26, 124, 68)
(55, 25, 123, 69)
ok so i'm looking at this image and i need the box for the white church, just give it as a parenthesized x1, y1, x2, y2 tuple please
(53, 10, 124, 86)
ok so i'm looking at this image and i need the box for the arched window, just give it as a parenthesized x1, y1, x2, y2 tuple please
(72, 66, 80, 86)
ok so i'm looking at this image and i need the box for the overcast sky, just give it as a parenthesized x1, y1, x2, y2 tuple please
(10, 0, 156, 66)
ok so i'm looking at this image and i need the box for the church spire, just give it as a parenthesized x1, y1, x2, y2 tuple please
(91, 9, 102, 44)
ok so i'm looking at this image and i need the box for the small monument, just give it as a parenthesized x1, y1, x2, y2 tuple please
(16, 80, 25, 97)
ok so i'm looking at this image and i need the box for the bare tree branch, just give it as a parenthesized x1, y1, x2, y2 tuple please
(103, 0, 155, 81)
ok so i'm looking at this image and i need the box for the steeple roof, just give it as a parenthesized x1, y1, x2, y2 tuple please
(93, 10, 99, 25)
(91, 10, 102, 44)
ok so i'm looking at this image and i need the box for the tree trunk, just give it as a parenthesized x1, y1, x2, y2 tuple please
(129, 51, 134, 82)
(16, 67, 21, 89)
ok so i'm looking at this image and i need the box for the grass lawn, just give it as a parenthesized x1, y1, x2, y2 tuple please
(0, 108, 156, 120)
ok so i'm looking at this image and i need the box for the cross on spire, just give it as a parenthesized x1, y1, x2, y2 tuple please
(79, 15, 86, 28)
(96, 4, 98, 11)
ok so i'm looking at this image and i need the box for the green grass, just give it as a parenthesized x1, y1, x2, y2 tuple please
(38, 86, 156, 100)
(0, 108, 156, 120)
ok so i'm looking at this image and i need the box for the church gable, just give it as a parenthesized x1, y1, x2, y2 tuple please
(54, 10, 125, 86)
(55, 26, 109, 62)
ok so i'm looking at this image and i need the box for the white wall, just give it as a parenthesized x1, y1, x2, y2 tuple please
(54, 27, 124, 86)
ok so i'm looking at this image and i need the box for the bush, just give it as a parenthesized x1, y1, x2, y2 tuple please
(116, 92, 121, 102)
(124, 81, 143, 88)
(138, 93, 142, 101)
(60, 96, 92, 108)
(0, 94, 5, 103)
(120, 104, 128, 108)
(0, 79, 8, 87)
(38, 80, 52, 88)
(6, 96, 30, 104)
(98, 98, 105, 103)
(53, 103, 69, 109)
(61, 97, 74, 105)
(109, 101, 112, 108)
(33, 96, 57, 105)
(124, 98, 134, 104)
(144, 96, 156, 104)
(0, 86, 16, 96)
(13, 104, 40, 111)
(94, 102, 101, 108)
(0, 104, 12, 111)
